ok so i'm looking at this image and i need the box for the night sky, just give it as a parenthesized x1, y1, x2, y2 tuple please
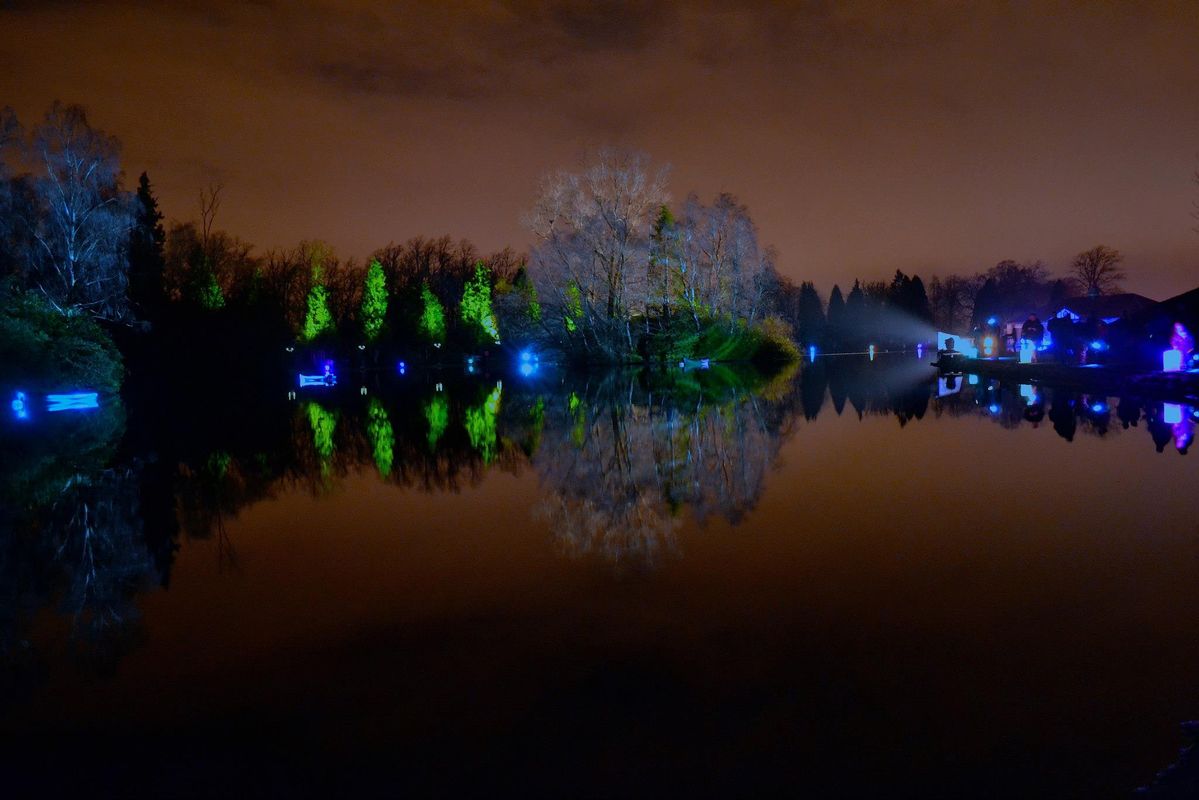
(2, 1, 1197, 298)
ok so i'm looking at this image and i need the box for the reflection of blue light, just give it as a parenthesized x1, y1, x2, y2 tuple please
(398, 361, 406, 375)
(299, 373, 336, 387)
(520, 350, 533, 363)
(1163, 403, 1182, 424)
(968, 374, 979, 385)
(987, 317, 998, 325)
(1090, 402, 1107, 413)
(46, 392, 98, 412)
(11, 390, 28, 420)
(809, 345, 817, 361)
(868, 344, 875, 361)
(988, 403, 1000, 414)
(1090, 340, 1106, 351)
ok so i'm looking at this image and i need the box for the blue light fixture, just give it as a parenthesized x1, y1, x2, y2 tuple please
(46, 392, 98, 412)
(988, 403, 1000, 414)
(809, 345, 817, 361)
(11, 390, 28, 420)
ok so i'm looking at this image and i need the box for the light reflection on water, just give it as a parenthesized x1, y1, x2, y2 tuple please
(0, 356, 1196, 796)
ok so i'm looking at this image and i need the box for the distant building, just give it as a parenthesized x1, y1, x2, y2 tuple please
(1047, 293, 1157, 324)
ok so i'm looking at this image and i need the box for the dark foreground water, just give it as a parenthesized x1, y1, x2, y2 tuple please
(1, 355, 1197, 798)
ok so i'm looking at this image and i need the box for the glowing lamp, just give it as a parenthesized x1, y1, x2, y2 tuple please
(1163, 403, 1182, 425)
(868, 344, 876, 361)
(987, 317, 998, 325)
(809, 345, 817, 361)
(988, 403, 1000, 414)
(1163, 349, 1183, 372)
(1090, 340, 1106, 351)
(285, 346, 295, 353)
(360, 386, 367, 396)
(968, 374, 979, 385)
(916, 343, 924, 358)
(1090, 402, 1107, 413)
(1018, 340, 1034, 364)
(983, 336, 995, 357)
(519, 362, 537, 377)
(357, 344, 366, 351)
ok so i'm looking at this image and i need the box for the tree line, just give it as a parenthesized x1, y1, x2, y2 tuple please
(0, 101, 1137, 379)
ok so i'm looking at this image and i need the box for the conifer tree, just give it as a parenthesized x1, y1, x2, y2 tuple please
(460, 261, 500, 344)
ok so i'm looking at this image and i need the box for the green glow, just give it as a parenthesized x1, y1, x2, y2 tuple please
(419, 281, 446, 345)
(360, 258, 388, 343)
(365, 396, 394, 477)
(524, 397, 545, 455)
(306, 401, 336, 463)
(464, 382, 502, 463)
(198, 271, 225, 310)
(460, 261, 500, 344)
(564, 281, 582, 333)
(424, 393, 448, 451)
(205, 450, 231, 479)
(303, 265, 334, 342)
(568, 391, 585, 447)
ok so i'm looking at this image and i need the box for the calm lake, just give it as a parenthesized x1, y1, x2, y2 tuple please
(2, 355, 1197, 798)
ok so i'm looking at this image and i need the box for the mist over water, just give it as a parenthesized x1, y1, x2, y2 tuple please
(1, 355, 1196, 797)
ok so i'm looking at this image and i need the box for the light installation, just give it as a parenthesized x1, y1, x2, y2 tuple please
(518, 349, 540, 377)
(868, 344, 876, 361)
(46, 392, 98, 412)
(809, 345, 817, 361)
(1018, 339, 1035, 364)
(11, 391, 28, 420)
(299, 361, 337, 387)
(982, 336, 996, 357)
(1162, 349, 1183, 372)
(1163, 403, 1183, 425)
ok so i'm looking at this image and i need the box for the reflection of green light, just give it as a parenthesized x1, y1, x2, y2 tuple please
(366, 396, 394, 477)
(568, 391, 585, 447)
(425, 394, 448, 451)
(565, 281, 581, 333)
(464, 383, 502, 462)
(306, 401, 336, 460)
(524, 397, 545, 455)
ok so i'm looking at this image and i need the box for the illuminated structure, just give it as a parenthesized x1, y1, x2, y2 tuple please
(1162, 349, 1182, 372)
(11, 390, 28, 420)
(46, 392, 98, 412)
(299, 361, 337, 387)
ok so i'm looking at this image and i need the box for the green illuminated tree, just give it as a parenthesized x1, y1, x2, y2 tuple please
(460, 261, 500, 344)
(360, 258, 388, 342)
(198, 270, 225, 310)
(303, 264, 333, 341)
(419, 281, 446, 346)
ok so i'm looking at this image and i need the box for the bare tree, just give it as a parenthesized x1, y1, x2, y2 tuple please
(525, 148, 669, 358)
(1070, 245, 1126, 297)
(23, 102, 133, 320)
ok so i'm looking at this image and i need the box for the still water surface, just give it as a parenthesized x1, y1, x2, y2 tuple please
(1, 356, 1197, 797)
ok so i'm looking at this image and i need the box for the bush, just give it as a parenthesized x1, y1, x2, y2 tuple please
(0, 286, 124, 394)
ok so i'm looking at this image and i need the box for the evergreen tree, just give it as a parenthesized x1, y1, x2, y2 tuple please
(845, 280, 865, 348)
(826, 284, 846, 349)
(360, 258, 388, 343)
(303, 264, 333, 341)
(796, 281, 826, 347)
(128, 171, 166, 322)
(909, 275, 932, 323)
(419, 280, 446, 346)
(460, 261, 500, 345)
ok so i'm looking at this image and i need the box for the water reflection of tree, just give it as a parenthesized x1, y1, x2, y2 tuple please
(532, 369, 795, 569)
